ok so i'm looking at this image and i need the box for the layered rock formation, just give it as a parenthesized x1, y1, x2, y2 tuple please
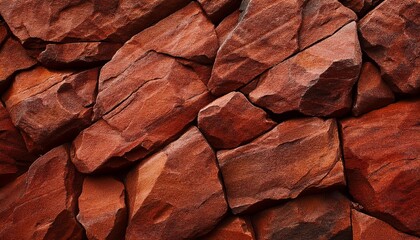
(0, 0, 418, 239)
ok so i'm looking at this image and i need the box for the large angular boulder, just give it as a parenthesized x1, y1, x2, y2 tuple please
(71, 52, 212, 173)
(3, 66, 98, 153)
(352, 210, 418, 240)
(252, 192, 352, 240)
(207, 0, 355, 95)
(0, 0, 191, 45)
(217, 118, 345, 214)
(0, 145, 83, 240)
(77, 177, 127, 240)
(201, 217, 255, 240)
(198, 0, 241, 23)
(249, 22, 362, 117)
(352, 62, 394, 116)
(125, 127, 227, 240)
(358, 0, 420, 94)
(341, 100, 420, 235)
(198, 92, 275, 149)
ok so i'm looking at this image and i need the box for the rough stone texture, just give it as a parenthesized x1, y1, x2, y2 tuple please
(249, 22, 362, 117)
(71, 52, 212, 173)
(202, 216, 255, 240)
(215, 10, 239, 46)
(77, 176, 127, 240)
(0, 104, 35, 186)
(125, 127, 227, 240)
(198, 0, 242, 23)
(339, 0, 382, 14)
(252, 192, 352, 240)
(0, 22, 7, 45)
(218, 118, 345, 214)
(359, 0, 420, 94)
(0, 174, 26, 230)
(0, 0, 191, 45)
(198, 92, 275, 149)
(341, 100, 420, 235)
(352, 62, 395, 116)
(352, 210, 418, 240)
(0, 145, 83, 240)
(38, 42, 122, 69)
(207, 0, 356, 96)
(0, 38, 36, 92)
(3, 67, 98, 153)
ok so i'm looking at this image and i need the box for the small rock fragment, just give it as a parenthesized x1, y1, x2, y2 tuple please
(201, 216, 255, 240)
(198, 0, 242, 23)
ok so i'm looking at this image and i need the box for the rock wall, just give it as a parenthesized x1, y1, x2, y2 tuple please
(0, 0, 419, 239)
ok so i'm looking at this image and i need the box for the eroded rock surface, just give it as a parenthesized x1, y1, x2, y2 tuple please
(125, 127, 227, 240)
(198, 0, 242, 23)
(341, 100, 420, 235)
(202, 216, 255, 240)
(218, 118, 345, 213)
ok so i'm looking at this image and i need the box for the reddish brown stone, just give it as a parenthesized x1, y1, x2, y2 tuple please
(125, 127, 227, 240)
(0, 22, 7, 45)
(0, 104, 35, 186)
(198, 0, 241, 23)
(217, 118, 345, 214)
(3, 67, 98, 153)
(352, 62, 395, 116)
(201, 216, 255, 240)
(198, 92, 275, 149)
(208, 0, 356, 96)
(38, 42, 122, 69)
(352, 210, 418, 240)
(341, 100, 420, 235)
(0, 38, 36, 92)
(215, 10, 240, 46)
(71, 52, 212, 173)
(252, 192, 352, 240)
(0, 145, 83, 240)
(359, 0, 420, 94)
(0, 0, 191, 45)
(249, 22, 362, 117)
(339, 0, 382, 14)
(77, 176, 127, 240)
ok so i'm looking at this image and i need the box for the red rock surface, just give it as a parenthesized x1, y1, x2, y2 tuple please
(202, 216, 255, 240)
(0, 145, 83, 240)
(341, 100, 420, 235)
(218, 118, 345, 213)
(252, 192, 352, 240)
(207, 0, 355, 95)
(249, 22, 362, 117)
(0, 0, 191, 45)
(125, 127, 227, 240)
(215, 10, 240, 46)
(352, 210, 418, 240)
(198, 0, 241, 23)
(3, 67, 98, 152)
(339, 0, 382, 14)
(0, 21, 7, 45)
(198, 92, 275, 149)
(0, 38, 36, 92)
(359, 0, 420, 94)
(77, 176, 127, 240)
(352, 62, 395, 116)
(38, 42, 122, 69)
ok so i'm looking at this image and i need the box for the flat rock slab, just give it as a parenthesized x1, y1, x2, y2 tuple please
(217, 117, 345, 214)
(125, 127, 227, 240)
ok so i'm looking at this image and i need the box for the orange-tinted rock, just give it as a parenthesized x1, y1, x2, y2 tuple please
(352, 62, 395, 116)
(0, 174, 26, 230)
(341, 100, 420, 235)
(71, 52, 212, 173)
(38, 42, 122, 69)
(0, 0, 190, 45)
(217, 118, 345, 214)
(359, 0, 420, 94)
(201, 216, 255, 240)
(77, 177, 127, 240)
(3, 67, 98, 153)
(249, 22, 362, 117)
(208, 0, 356, 96)
(0, 38, 36, 92)
(198, 92, 275, 149)
(352, 210, 418, 240)
(215, 10, 239, 46)
(0, 145, 83, 240)
(198, 0, 241, 23)
(252, 192, 352, 240)
(0, 104, 35, 186)
(125, 127, 227, 240)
